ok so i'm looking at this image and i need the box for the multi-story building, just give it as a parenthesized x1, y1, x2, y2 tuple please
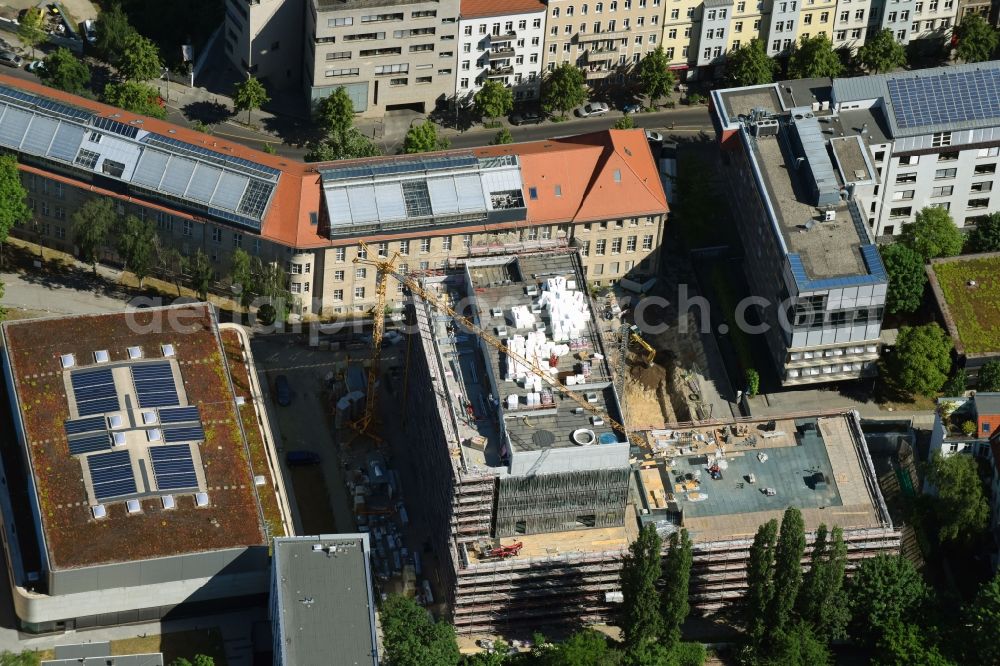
(956, 0, 993, 24)
(542, 0, 667, 85)
(270, 535, 379, 665)
(0, 74, 667, 318)
(869, 0, 956, 43)
(712, 78, 888, 385)
(456, 0, 547, 103)
(831, 61, 1000, 236)
(223, 0, 304, 90)
(829, 0, 871, 52)
(0, 304, 281, 632)
(661, 0, 701, 74)
(303, 0, 461, 115)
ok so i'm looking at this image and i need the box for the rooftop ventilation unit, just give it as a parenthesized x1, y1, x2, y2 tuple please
(60, 354, 75, 369)
(490, 307, 503, 318)
(195, 492, 209, 507)
(92, 504, 107, 519)
(161, 495, 175, 510)
(591, 416, 605, 426)
(126, 499, 141, 514)
(161, 344, 175, 357)
(824, 209, 837, 222)
(585, 392, 599, 403)
(312, 544, 324, 552)
(127, 346, 143, 359)
(94, 350, 110, 364)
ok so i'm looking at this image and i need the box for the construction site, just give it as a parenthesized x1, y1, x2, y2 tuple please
(307, 239, 901, 636)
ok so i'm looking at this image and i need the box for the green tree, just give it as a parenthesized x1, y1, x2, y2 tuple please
(788, 34, 843, 79)
(900, 206, 964, 261)
(233, 76, 269, 125)
(953, 14, 999, 63)
(0, 649, 41, 666)
(848, 555, 929, 645)
(879, 243, 927, 315)
(17, 8, 46, 59)
(637, 46, 676, 107)
(115, 214, 157, 286)
(725, 39, 775, 87)
(490, 128, 513, 145)
(942, 367, 967, 396)
(858, 29, 907, 73)
(745, 368, 760, 397)
(744, 518, 779, 645)
(118, 32, 162, 82)
(72, 198, 116, 272)
(473, 80, 514, 123)
(380, 594, 460, 666)
(168, 660, 192, 666)
(967, 212, 1000, 252)
(926, 452, 989, 545)
(661, 529, 693, 652)
(0, 281, 6, 323)
(191, 657, 215, 666)
(963, 572, 1000, 665)
(619, 524, 665, 663)
(316, 87, 356, 137)
(403, 120, 450, 154)
(0, 153, 30, 260)
(541, 629, 620, 666)
(541, 63, 587, 118)
(765, 507, 806, 641)
(187, 249, 215, 300)
(251, 257, 292, 319)
(979, 359, 1000, 391)
(95, 3, 135, 63)
(39, 48, 91, 94)
(875, 620, 955, 666)
(230, 247, 255, 308)
(102, 81, 167, 119)
(764, 622, 832, 666)
(613, 115, 636, 130)
(797, 525, 849, 642)
(884, 323, 953, 396)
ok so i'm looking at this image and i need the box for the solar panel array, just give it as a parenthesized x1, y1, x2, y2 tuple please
(131, 362, 179, 408)
(0, 84, 94, 122)
(71, 368, 120, 416)
(158, 406, 200, 424)
(64, 416, 106, 435)
(887, 69, 1000, 130)
(319, 154, 479, 183)
(68, 432, 112, 455)
(92, 116, 140, 139)
(164, 425, 205, 443)
(149, 444, 198, 491)
(88, 450, 137, 501)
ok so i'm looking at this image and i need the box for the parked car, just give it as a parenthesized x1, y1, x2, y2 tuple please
(25, 60, 44, 74)
(0, 52, 23, 68)
(274, 374, 292, 406)
(644, 129, 665, 143)
(81, 19, 97, 45)
(285, 450, 321, 466)
(621, 102, 641, 114)
(577, 102, 610, 117)
(509, 110, 543, 125)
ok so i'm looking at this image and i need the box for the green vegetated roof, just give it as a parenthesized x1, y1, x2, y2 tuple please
(933, 255, 1000, 354)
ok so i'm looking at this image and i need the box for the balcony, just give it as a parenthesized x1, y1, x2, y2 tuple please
(490, 31, 517, 43)
(586, 49, 617, 62)
(485, 66, 514, 78)
(578, 28, 631, 42)
(585, 68, 613, 79)
(488, 47, 515, 59)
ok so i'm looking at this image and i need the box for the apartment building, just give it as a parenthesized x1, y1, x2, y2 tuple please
(955, 0, 992, 24)
(223, 0, 304, 89)
(829, 0, 872, 51)
(831, 62, 1000, 236)
(302, 0, 461, 115)
(542, 0, 667, 84)
(0, 75, 666, 318)
(712, 79, 888, 385)
(457, 0, 547, 102)
(869, 0, 956, 43)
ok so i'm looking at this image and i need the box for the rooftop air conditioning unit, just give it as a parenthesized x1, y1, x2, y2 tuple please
(824, 210, 837, 222)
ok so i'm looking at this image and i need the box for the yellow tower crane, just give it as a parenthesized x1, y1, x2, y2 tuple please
(354, 244, 643, 448)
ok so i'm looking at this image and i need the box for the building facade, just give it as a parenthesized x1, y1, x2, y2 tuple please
(457, 0, 547, 103)
(223, 0, 304, 90)
(303, 0, 461, 115)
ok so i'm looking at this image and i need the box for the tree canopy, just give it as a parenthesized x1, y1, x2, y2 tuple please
(661, 529, 693, 652)
(316, 87, 356, 137)
(927, 452, 989, 545)
(874, 620, 955, 666)
(0, 650, 42, 666)
(95, 3, 136, 63)
(490, 128, 513, 145)
(403, 120, 450, 154)
(0, 154, 30, 251)
(473, 80, 514, 121)
(17, 8, 46, 59)
(187, 249, 215, 300)
(953, 13, 999, 63)
(306, 88, 381, 162)
(637, 46, 676, 106)
(619, 524, 664, 662)
(72, 198, 116, 272)
(229, 248, 255, 308)
(102, 81, 166, 119)
(380, 594, 460, 666)
(788, 34, 843, 79)
(744, 518, 779, 646)
(40, 48, 91, 95)
(967, 212, 1000, 252)
(884, 323, 953, 396)
(979, 359, 1000, 392)
(857, 29, 906, 73)
(765, 508, 807, 641)
(848, 555, 929, 645)
(797, 525, 850, 643)
(541, 63, 587, 118)
(118, 32, 162, 82)
(539, 629, 620, 666)
(963, 572, 1000, 665)
(233, 77, 269, 125)
(900, 206, 964, 261)
(879, 243, 927, 315)
(115, 214, 157, 286)
(613, 115, 636, 130)
(726, 39, 775, 87)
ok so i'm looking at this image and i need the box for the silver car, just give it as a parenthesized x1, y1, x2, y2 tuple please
(577, 102, 610, 117)
(0, 51, 22, 68)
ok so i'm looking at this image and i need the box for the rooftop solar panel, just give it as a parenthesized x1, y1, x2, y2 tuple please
(92, 116, 140, 139)
(65, 416, 106, 436)
(68, 432, 112, 455)
(71, 368, 115, 388)
(887, 69, 1000, 130)
(150, 444, 199, 491)
(77, 396, 121, 416)
(0, 85, 94, 122)
(158, 406, 200, 423)
(88, 450, 137, 500)
(149, 443, 194, 461)
(163, 425, 205, 443)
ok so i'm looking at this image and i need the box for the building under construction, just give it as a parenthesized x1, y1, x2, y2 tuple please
(403, 249, 899, 634)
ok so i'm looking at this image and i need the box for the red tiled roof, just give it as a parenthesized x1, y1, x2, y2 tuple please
(460, 0, 546, 19)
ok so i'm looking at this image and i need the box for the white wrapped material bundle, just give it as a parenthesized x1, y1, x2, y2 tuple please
(510, 305, 535, 329)
(539, 277, 591, 342)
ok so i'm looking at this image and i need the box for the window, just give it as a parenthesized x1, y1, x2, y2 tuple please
(374, 63, 408, 74)
(233, 232, 243, 248)
(420, 238, 431, 252)
(362, 12, 403, 22)
(851, 28, 863, 38)
(333, 288, 345, 302)
(360, 47, 402, 56)
(389, 77, 408, 86)
(595, 239, 606, 255)
(356, 267, 367, 279)
(355, 287, 365, 299)
(975, 163, 997, 175)
(611, 238, 622, 254)
(336, 247, 346, 262)
(626, 236, 637, 252)
(840, 10, 849, 21)
(325, 68, 360, 77)
(464, 25, 472, 35)
(182, 220, 192, 237)
(935, 168, 957, 179)
(889, 206, 912, 217)
(804, 14, 812, 24)
(334, 270, 345, 281)
(855, 9, 864, 19)
(820, 12, 829, 21)
(533, 18, 542, 28)
(290, 283, 301, 294)
(212, 227, 222, 243)
(931, 185, 953, 197)
(893, 190, 915, 200)
(326, 51, 351, 60)
(968, 198, 990, 209)
(328, 17, 354, 27)
(900, 155, 919, 166)
(442, 236, 452, 251)
(670, 8, 679, 18)
(931, 132, 952, 148)
(642, 234, 653, 250)
(970, 181, 992, 193)
(463, 234, 472, 249)
(413, 10, 436, 17)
